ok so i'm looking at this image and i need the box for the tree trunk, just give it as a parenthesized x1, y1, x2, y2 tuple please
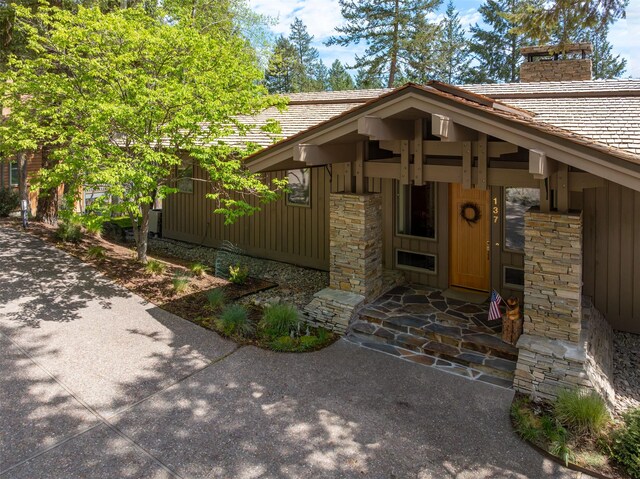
(388, 0, 400, 88)
(131, 203, 151, 263)
(17, 151, 28, 212)
(35, 146, 59, 225)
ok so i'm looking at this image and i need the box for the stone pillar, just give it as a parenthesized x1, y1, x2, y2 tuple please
(329, 193, 383, 300)
(523, 210, 583, 342)
(304, 193, 383, 333)
(515, 209, 614, 405)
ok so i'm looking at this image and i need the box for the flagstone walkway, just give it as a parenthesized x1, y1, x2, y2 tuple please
(346, 285, 519, 388)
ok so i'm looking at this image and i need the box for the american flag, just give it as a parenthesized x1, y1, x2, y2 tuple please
(488, 290, 503, 321)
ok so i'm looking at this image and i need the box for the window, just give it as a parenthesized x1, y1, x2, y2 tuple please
(396, 250, 437, 273)
(286, 168, 311, 207)
(176, 163, 194, 193)
(504, 266, 525, 290)
(504, 187, 540, 251)
(9, 161, 18, 187)
(397, 182, 436, 239)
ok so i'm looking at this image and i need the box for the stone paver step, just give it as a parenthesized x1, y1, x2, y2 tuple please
(349, 320, 517, 382)
(345, 332, 514, 389)
(357, 315, 518, 361)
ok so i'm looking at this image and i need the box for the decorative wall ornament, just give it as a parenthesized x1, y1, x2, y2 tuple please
(460, 201, 482, 225)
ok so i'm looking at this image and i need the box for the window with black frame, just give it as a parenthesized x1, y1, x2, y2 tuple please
(397, 182, 436, 239)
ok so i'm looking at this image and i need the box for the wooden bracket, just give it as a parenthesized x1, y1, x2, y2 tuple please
(431, 114, 477, 142)
(357, 116, 414, 140)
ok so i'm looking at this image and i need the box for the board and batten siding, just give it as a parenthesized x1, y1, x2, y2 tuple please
(583, 182, 640, 334)
(163, 165, 330, 270)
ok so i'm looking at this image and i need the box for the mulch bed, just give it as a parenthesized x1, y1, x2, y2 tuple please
(0, 218, 275, 324)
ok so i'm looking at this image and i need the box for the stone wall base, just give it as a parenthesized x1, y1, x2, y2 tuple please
(303, 288, 365, 334)
(514, 297, 615, 406)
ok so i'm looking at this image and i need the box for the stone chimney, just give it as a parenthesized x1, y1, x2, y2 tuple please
(520, 43, 593, 82)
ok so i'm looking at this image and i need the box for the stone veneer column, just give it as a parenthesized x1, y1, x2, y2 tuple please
(523, 210, 583, 342)
(304, 193, 383, 334)
(329, 193, 383, 300)
(515, 209, 614, 405)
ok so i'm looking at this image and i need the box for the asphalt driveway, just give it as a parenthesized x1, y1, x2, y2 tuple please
(0, 226, 586, 478)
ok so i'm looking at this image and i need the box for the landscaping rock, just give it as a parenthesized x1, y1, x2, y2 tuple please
(147, 237, 328, 311)
(613, 331, 640, 415)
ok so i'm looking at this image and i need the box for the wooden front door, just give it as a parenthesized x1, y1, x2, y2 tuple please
(449, 183, 491, 292)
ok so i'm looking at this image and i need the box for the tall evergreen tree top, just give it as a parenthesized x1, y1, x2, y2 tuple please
(327, 0, 442, 88)
(328, 59, 355, 91)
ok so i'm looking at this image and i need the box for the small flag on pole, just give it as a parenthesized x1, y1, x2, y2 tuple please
(488, 289, 503, 321)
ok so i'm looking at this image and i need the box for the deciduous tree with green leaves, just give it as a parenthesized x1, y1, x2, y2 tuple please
(0, 5, 286, 262)
(327, 0, 442, 88)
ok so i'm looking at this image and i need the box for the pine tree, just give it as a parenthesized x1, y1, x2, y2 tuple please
(327, 0, 442, 88)
(288, 17, 323, 92)
(328, 60, 355, 91)
(589, 26, 626, 79)
(432, 0, 471, 84)
(264, 18, 326, 93)
(466, 0, 530, 84)
(264, 36, 297, 93)
(508, 0, 627, 44)
(354, 68, 385, 89)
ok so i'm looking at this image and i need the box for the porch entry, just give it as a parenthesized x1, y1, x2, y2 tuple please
(449, 183, 490, 292)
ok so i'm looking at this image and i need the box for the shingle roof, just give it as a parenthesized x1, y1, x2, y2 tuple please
(224, 79, 640, 162)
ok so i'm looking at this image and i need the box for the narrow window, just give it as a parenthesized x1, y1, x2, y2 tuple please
(9, 161, 19, 187)
(504, 266, 525, 290)
(504, 187, 539, 251)
(397, 182, 436, 239)
(177, 163, 194, 194)
(286, 168, 311, 207)
(396, 250, 437, 273)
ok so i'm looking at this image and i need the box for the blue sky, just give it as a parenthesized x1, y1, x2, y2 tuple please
(248, 0, 640, 79)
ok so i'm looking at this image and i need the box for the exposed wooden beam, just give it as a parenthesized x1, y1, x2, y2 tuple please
(357, 116, 414, 140)
(413, 119, 424, 185)
(400, 140, 410, 185)
(378, 139, 519, 158)
(529, 149, 557, 179)
(462, 141, 472, 189)
(293, 143, 357, 166)
(355, 142, 365, 194)
(432, 114, 478, 142)
(557, 163, 569, 212)
(477, 133, 488, 190)
(344, 161, 352, 193)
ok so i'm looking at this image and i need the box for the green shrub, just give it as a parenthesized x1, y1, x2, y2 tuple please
(215, 304, 254, 337)
(190, 262, 208, 277)
(511, 397, 541, 443)
(86, 245, 106, 261)
(269, 335, 297, 352)
(206, 289, 226, 311)
(260, 303, 301, 339)
(145, 259, 167, 276)
(228, 264, 249, 284)
(172, 273, 190, 293)
(611, 408, 640, 478)
(0, 188, 20, 217)
(315, 327, 331, 343)
(299, 335, 321, 350)
(554, 389, 610, 437)
(56, 220, 83, 243)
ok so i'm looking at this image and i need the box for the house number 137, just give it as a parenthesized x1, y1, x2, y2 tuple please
(492, 197, 499, 223)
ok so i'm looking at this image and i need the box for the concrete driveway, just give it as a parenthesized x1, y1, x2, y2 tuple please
(0, 226, 586, 478)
